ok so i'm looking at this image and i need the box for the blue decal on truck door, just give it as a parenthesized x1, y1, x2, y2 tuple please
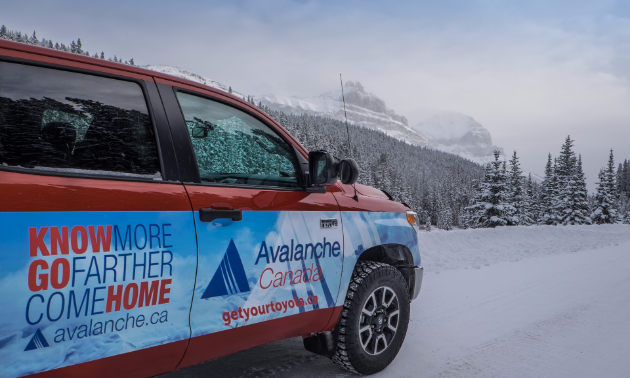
(189, 211, 343, 336)
(0, 211, 197, 378)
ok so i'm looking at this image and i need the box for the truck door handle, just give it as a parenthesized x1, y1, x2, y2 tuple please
(199, 208, 243, 222)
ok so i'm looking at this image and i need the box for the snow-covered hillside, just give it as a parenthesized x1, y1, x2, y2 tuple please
(414, 111, 504, 164)
(259, 81, 432, 147)
(141, 65, 248, 100)
(162, 224, 630, 378)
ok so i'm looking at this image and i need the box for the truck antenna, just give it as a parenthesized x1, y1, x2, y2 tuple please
(340, 74, 352, 158)
(340, 74, 358, 202)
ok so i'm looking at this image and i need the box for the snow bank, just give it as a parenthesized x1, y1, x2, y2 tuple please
(418, 224, 630, 272)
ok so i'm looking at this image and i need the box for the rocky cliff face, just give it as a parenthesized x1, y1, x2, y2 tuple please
(258, 81, 431, 147)
(342, 81, 408, 126)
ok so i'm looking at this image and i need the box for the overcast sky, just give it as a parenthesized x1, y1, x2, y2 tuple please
(4, 0, 630, 188)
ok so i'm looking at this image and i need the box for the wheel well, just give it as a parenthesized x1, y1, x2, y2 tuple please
(357, 244, 416, 297)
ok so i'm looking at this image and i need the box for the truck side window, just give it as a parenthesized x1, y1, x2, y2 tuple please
(0, 62, 160, 179)
(176, 92, 300, 188)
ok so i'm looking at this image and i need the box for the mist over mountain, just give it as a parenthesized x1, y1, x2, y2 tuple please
(413, 112, 504, 164)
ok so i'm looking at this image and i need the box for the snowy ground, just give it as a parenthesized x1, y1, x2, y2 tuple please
(162, 225, 630, 378)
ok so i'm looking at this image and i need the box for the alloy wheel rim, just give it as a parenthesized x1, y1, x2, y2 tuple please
(358, 286, 399, 355)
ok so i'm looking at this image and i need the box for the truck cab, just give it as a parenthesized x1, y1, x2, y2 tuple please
(0, 39, 422, 377)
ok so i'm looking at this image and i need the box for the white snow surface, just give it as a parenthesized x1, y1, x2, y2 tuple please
(162, 224, 630, 378)
(413, 111, 505, 164)
(417, 224, 630, 271)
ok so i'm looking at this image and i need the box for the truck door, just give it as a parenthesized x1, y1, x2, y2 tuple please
(156, 82, 344, 368)
(0, 61, 197, 378)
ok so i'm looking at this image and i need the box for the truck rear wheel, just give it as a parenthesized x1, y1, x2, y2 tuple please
(331, 261, 410, 375)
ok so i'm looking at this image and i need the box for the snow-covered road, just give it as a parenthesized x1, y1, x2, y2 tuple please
(162, 225, 630, 378)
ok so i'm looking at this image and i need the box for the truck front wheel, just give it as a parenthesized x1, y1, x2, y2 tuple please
(331, 261, 410, 375)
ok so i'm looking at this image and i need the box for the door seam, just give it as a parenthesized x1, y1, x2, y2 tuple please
(173, 183, 199, 370)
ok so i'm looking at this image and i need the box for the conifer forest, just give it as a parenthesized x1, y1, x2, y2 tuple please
(3, 25, 629, 228)
(259, 104, 630, 229)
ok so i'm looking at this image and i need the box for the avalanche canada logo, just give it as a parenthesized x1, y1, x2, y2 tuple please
(201, 239, 250, 299)
(24, 329, 49, 351)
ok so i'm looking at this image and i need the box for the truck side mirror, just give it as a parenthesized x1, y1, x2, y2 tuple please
(338, 158, 359, 185)
(308, 150, 338, 187)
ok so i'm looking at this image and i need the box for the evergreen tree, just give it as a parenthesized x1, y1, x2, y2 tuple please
(554, 136, 591, 224)
(440, 207, 452, 230)
(30, 31, 38, 45)
(458, 209, 469, 229)
(617, 198, 630, 224)
(100, 52, 105, 59)
(556, 136, 577, 213)
(562, 155, 591, 225)
(618, 160, 630, 225)
(436, 192, 452, 230)
(525, 173, 538, 224)
(129, 58, 135, 66)
(549, 159, 565, 224)
(616, 160, 630, 201)
(466, 151, 511, 228)
(617, 163, 624, 197)
(591, 150, 618, 224)
(624, 160, 630, 198)
(539, 154, 559, 225)
(507, 151, 533, 225)
(0, 25, 7, 39)
(76, 38, 83, 54)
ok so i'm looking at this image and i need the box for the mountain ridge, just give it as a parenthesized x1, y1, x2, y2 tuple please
(258, 81, 432, 148)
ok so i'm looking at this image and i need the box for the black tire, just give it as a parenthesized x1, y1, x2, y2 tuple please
(331, 261, 410, 375)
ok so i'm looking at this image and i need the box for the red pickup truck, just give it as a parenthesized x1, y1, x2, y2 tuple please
(0, 39, 423, 377)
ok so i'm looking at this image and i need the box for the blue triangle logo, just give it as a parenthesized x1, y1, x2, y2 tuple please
(201, 239, 251, 299)
(24, 329, 49, 351)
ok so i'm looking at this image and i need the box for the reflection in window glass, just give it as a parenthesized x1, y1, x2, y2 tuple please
(0, 62, 160, 178)
(176, 92, 299, 188)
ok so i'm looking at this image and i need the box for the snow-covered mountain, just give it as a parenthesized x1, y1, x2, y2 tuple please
(413, 112, 503, 164)
(258, 81, 432, 148)
(141, 65, 504, 165)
